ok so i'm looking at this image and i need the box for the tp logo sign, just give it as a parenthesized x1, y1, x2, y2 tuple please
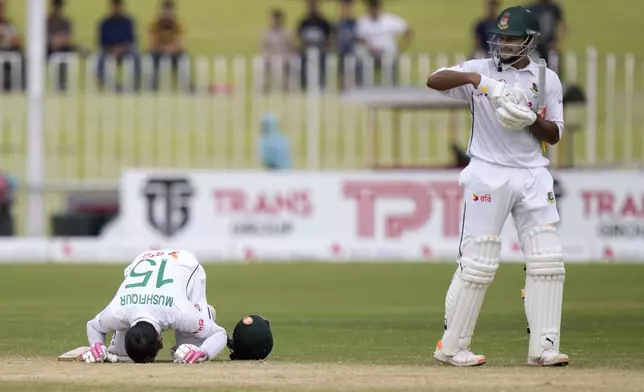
(343, 180, 463, 239)
(144, 178, 194, 237)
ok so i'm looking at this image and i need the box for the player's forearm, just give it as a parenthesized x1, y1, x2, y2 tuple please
(86, 318, 107, 346)
(529, 118, 560, 145)
(200, 327, 228, 359)
(426, 71, 480, 91)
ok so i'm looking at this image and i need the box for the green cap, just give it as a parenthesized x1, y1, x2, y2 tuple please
(488, 6, 540, 37)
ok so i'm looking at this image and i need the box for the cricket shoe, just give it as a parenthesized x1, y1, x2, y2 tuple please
(527, 349, 569, 366)
(433, 340, 487, 367)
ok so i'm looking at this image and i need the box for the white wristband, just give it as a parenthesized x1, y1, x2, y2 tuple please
(477, 75, 501, 95)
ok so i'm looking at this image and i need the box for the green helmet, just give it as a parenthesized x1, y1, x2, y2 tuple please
(487, 6, 540, 67)
(227, 315, 274, 360)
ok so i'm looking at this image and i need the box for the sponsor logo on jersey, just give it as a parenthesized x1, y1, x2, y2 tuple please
(472, 193, 492, 203)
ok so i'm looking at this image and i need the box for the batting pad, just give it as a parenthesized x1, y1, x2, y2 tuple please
(523, 225, 565, 359)
(441, 237, 501, 356)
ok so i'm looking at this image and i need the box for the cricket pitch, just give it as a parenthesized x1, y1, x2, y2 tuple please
(1, 358, 643, 392)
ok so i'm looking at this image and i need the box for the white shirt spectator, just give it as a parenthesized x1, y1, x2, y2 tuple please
(356, 13, 408, 57)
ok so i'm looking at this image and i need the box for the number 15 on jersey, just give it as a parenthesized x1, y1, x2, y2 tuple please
(125, 258, 174, 289)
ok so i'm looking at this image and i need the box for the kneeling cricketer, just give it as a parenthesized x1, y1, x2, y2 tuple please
(78, 249, 273, 364)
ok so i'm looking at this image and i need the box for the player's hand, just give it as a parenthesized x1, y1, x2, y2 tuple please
(173, 343, 208, 364)
(82, 342, 118, 363)
(478, 77, 510, 105)
(496, 99, 537, 130)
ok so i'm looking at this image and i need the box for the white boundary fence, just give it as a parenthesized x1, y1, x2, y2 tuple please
(0, 48, 642, 190)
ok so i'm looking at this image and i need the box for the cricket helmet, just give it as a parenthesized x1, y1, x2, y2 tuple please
(487, 6, 540, 68)
(227, 314, 273, 360)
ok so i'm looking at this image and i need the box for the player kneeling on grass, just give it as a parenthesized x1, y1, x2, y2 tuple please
(82, 249, 272, 364)
(426, 5, 568, 367)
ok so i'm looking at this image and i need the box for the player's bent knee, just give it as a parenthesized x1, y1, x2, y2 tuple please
(458, 236, 502, 285)
(523, 225, 565, 277)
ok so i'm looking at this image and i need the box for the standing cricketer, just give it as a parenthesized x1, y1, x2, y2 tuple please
(426, 6, 567, 367)
(83, 249, 273, 363)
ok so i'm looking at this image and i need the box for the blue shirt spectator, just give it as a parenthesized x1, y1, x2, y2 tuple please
(96, 0, 141, 90)
(99, 0, 136, 50)
(259, 114, 291, 170)
(472, 0, 499, 59)
(336, 18, 357, 55)
(100, 15, 135, 49)
(336, 0, 357, 55)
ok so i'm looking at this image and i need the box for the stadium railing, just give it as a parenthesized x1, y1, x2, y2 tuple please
(0, 48, 641, 193)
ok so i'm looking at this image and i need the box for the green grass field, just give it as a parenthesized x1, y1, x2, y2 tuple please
(0, 262, 643, 391)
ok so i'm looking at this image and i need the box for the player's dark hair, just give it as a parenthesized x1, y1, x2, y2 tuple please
(124, 321, 163, 363)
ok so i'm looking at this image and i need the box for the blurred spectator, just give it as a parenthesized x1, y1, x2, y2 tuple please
(47, 0, 76, 91)
(336, 0, 358, 89)
(261, 9, 295, 92)
(47, 0, 74, 56)
(472, 0, 499, 59)
(0, 171, 18, 236)
(259, 114, 291, 170)
(0, 0, 24, 91)
(356, 0, 412, 86)
(148, 0, 190, 91)
(297, 0, 333, 90)
(97, 0, 141, 90)
(527, 0, 567, 73)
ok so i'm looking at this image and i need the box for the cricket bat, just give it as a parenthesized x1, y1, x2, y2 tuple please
(537, 58, 548, 154)
(57, 346, 89, 362)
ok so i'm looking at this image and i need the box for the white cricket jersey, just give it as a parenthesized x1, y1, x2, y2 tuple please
(89, 249, 214, 339)
(434, 58, 564, 168)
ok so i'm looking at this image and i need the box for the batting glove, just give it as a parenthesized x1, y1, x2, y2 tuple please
(505, 86, 529, 107)
(82, 342, 119, 363)
(496, 99, 537, 130)
(173, 343, 208, 364)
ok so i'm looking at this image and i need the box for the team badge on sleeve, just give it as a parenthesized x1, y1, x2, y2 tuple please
(547, 191, 555, 204)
